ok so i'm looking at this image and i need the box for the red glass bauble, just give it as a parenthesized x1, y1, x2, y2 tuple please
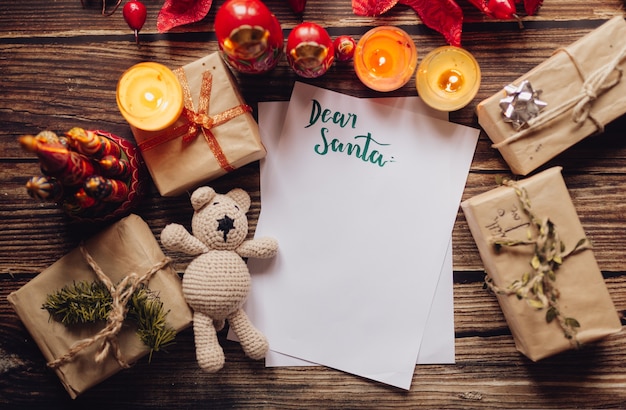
(215, 0, 284, 74)
(287, 22, 335, 78)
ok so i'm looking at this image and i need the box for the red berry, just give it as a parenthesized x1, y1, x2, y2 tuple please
(123, 0, 147, 44)
(487, 0, 517, 19)
(287, 0, 307, 14)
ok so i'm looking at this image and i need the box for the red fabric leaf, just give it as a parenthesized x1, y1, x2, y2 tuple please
(157, 0, 214, 33)
(398, 0, 463, 47)
(352, 0, 399, 16)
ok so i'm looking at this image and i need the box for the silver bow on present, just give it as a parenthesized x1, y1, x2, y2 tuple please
(499, 80, 548, 130)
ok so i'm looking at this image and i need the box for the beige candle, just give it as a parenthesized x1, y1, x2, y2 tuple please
(416, 46, 481, 111)
(116, 62, 184, 131)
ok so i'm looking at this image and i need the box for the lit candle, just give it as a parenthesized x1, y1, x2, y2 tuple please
(353, 26, 417, 92)
(116, 62, 184, 132)
(415, 46, 481, 112)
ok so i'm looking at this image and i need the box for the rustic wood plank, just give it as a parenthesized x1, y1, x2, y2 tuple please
(2, 0, 626, 407)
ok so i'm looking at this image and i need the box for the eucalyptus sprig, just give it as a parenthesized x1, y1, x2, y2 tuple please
(43, 280, 176, 357)
(487, 180, 590, 343)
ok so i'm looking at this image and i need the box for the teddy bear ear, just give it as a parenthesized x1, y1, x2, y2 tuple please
(226, 188, 251, 213)
(190, 186, 217, 211)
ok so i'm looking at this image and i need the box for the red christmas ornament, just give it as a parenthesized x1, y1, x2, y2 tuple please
(333, 35, 356, 62)
(215, 0, 284, 74)
(287, 22, 335, 78)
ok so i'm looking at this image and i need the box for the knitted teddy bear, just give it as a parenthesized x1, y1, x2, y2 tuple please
(160, 186, 278, 372)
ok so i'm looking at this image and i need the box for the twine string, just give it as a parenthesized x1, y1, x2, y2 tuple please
(47, 246, 170, 369)
(483, 180, 590, 346)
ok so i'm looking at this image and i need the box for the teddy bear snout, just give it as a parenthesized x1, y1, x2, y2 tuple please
(216, 214, 236, 242)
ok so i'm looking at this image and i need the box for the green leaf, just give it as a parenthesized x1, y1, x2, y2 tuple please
(527, 298, 545, 309)
(546, 307, 558, 323)
(573, 238, 589, 253)
(565, 317, 581, 329)
(531, 255, 540, 270)
(521, 272, 530, 285)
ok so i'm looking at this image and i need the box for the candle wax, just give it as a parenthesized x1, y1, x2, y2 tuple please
(416, 46, 481, 112)
(438, 69, 464, 93)
(116, 62, 184, 132)
(354, 26, 417, 92)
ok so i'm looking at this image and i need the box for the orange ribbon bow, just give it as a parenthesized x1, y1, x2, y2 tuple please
(138, 68, 252, 173)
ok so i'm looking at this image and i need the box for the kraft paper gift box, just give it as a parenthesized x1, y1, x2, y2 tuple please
(8, 214, 193, 398)
(461, 167, 622, 361)
(476, 16, 626, 175)
(131, 52, 266, 196)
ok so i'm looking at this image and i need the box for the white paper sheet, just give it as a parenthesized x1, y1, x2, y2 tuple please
(263, 240, 454, 366)
(243, 83, 478, 389)
(240, 98, 455, 367)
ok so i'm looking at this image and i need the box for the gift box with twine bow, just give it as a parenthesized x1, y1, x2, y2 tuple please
(132, 52, 266, 196)
(8, 214, 193, 398)
(461, 167, 622, 361)
(477, 16, 626, 175)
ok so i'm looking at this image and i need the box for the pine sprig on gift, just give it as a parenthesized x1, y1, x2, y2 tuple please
(42, 281, 176, 355)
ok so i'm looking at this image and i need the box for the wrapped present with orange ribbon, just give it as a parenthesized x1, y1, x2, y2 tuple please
(476, 16, 626, 175)
(117, 53, 266, 196)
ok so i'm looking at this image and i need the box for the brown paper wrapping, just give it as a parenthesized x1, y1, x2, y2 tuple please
(132, 52, 266, 196)
(461, 167, 622, 361)
(476, 16, 626, 175)
(7, 214, 193, 398)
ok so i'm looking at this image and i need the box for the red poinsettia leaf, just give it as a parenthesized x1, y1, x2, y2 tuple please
(157, 0, 214, 33)
(352, 0, 399, 16)
(398, 0, 463, 47)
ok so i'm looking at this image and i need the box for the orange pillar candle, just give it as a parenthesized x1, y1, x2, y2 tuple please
(116, 62, 184, 132)
(416, 46, 481, 112)
(353, 26, 417, 92)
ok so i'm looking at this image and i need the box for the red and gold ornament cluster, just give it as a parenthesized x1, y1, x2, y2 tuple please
(86, 0, 543, 50)
(19, 128, 145, 222)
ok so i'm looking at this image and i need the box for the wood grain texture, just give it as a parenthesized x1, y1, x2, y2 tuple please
(2, 0, 626, 407)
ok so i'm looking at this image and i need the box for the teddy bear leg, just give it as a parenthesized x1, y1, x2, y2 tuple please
(228, 308, 269, 360)
(193, 312, 225, 372)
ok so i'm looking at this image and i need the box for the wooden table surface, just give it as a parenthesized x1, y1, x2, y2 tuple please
(2, 0, 626, 408)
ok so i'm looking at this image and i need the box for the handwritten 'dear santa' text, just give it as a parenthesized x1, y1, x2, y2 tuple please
(306, 99, 395, 167)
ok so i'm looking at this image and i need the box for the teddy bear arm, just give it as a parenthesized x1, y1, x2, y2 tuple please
(236, 237, 278, 259)
(161, 223, 208, 255)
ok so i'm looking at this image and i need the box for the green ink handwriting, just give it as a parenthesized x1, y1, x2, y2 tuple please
(314, 127, 394, 167)
(306, 99, 357, 129)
